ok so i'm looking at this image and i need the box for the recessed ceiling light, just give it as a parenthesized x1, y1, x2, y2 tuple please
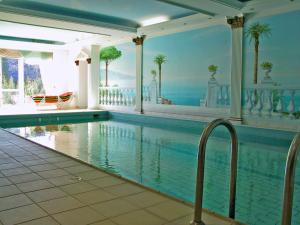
(141, 16, 169, 27)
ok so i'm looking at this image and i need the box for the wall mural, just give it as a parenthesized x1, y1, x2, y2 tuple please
(243, 10, 300, 120)
(99, 42, 136, 106)
(143, 24, 231, 107)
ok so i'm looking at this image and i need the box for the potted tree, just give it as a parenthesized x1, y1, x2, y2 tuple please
(208, 64, 218, 80)
(261, 61, 273, 80)
(151, 69, 157, 80)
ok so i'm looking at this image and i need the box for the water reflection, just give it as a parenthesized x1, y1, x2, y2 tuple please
(7, 120, 300, 225)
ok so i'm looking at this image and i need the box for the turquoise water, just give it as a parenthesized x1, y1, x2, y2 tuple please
(6, 118, 300, 225)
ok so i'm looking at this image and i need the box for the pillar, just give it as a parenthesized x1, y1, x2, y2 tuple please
(75, 60, 88, 108)
(87, 44, 100, 109)
(133, 36, 145, 113)
(227, 16, 244, 121)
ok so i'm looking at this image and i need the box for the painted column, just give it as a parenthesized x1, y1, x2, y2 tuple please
(227, 16, 244, 121)
(18, 57, 25, 104)
(133, 36, 145, 113)
(87, 44, 100, 109)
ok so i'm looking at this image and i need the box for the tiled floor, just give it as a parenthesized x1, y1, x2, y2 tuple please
(0, 129, 244, 225)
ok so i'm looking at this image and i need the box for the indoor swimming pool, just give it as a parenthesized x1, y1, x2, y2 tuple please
(5, 114, 299, 225)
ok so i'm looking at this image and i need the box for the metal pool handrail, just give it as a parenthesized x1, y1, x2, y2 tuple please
(190, 118, 238, 225)
(281, 133, 300, 225)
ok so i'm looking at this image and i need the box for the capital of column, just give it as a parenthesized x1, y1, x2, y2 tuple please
(227, 16, 244, 29)
(87, 58, 91, 64)
(75, 60, 79, 66)
(133, 35, 146, 46)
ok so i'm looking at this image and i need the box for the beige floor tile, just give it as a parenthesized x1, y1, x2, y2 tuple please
(53, 206, 106, 225)
(21, 159, 48, 167)
(47, 175, 81, 186)
(0, 161, 22, 169)
(112, 209, 166, 225)
(1, 167, 31, 176)
(146, 200, 192, 221)
(75, 189, 116, 205)
(38, 153, 62, 160)
(18, 216, 60, 225)
(0, 194, 33, 211)
(0, 177, 11, 187)
(60, 181, 97, 195)
(38, 196, 84, 214)
(0, 184, 21, 197)
(45, 156, 70, 163)
(27, 187, 67, 203)
(89, 176, 125, 188)
(0, 204, 47, 225)
(17, 179, 54, 192)
(103, 183, 144, 197)
(91, 198, 138, 217)
(29, 163, 57, 172)
(8, 173, 41, 184)
(163, 214, 193, 225)
(14, 155, 40, 162)
(53, 160, 81, 168)
(122, 191, 168, 208)
(75, 170, 108, 180)
(64, 165, 93, 174)
(0, 158, 18, 167)
(90, 220, 117, 225)
(37, 169, 69, 178)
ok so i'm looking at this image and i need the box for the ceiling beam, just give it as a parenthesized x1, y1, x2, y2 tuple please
(0, 5, 137, 33)
(156, 0, 216, 16)
(0, 11, 136, 41)
(138, 13, 226, 39)
(156, 0, 241, 17)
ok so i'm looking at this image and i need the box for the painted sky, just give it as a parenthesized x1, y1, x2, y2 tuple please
(143, 25, 231, 90)
(100, 42, 136, 87)
(244, 10, 300, 86)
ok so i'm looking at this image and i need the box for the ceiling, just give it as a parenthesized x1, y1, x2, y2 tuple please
(0, 0, 296, 50)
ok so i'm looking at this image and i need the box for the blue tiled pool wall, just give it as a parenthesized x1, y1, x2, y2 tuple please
(109, 112, 295, 147)
(0, 111, 108, 128)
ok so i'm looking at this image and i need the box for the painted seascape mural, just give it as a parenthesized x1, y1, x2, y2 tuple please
(99, 42, 136, 106)
(243, 10, 300, 120)
(143, 25, 231, 107)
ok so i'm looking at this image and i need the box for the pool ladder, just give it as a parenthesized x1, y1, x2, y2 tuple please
(190, 119, 300, 225)
(281, 133, 300, 225)
(190, 119, 238, 225)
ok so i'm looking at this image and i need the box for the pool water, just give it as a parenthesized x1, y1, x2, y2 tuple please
(6, 118, 300, 225)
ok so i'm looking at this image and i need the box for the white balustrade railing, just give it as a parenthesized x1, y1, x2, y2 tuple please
(217, 84, 230, 106)
(99, 87, 136, 106)
(142, 86, 151, 103)
(245, 85, 300, 119)
(205, 82, 230, 108)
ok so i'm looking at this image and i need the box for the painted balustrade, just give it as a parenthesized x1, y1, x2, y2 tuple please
(205, 81, 230, 108)
(217, 84, 230, 106)
(245, 85, 300, 119)
(99, 87, 136, 106)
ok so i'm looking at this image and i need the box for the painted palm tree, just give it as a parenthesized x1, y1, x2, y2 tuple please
(100, 46, 122, 87)
(246, 22, 271, 84)
(154, 54, 166, 97)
